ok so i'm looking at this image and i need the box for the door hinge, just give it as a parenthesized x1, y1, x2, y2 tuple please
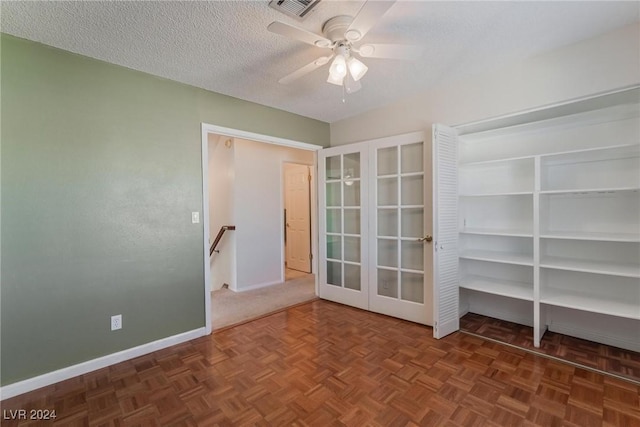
(309, 253, 313, 260)
(308, 174, 312, 182)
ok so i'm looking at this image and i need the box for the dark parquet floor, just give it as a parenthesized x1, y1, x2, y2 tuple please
(2, 300, 639, 426)
(460, 312, 640, 384)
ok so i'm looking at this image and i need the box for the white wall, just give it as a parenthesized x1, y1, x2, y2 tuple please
(208, 134, 236, 291)
(233, 138, 314, 291)
(330, 23, 640, 145)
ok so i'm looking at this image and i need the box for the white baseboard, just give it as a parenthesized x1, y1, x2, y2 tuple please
(235, 279, 282, 292)
(0, 327, 207, 400)
(548, 322, 640, 352)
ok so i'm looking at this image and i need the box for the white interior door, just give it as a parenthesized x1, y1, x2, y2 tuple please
(284, 163, 311, 273)
(318, 144, 368, 310)
(368, 133, 432, 324)
(432, 124, 460, 338)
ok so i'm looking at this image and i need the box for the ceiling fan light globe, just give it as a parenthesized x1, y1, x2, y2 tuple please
(347, 57, 368, 81)
(327, 73, 344, 86)
(329, 54, 347, 79)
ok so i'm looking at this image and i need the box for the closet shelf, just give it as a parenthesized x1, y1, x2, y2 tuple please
(461, 228, 533, 238)
(458, 154, 536, 167)
(540, 231, 640, 242)
(460, 192, 534, 197)
(460, 250, 533, 266)
(460, 275, 533, 301)
(541, 257, 640, 278)
(540, 143, 640, 165)
(539, 187, 640, 195)
(540, 290, 640, 320)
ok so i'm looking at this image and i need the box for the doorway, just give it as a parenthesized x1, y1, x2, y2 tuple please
(201, 124, 322, 333)
(284, 163, 312, 277)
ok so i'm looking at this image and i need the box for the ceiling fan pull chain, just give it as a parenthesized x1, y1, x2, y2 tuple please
(342, 84, 346, 103)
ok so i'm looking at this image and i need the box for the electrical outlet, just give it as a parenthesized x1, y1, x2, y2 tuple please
(111, 314, 122, 331)
(191, 212, 200, 224)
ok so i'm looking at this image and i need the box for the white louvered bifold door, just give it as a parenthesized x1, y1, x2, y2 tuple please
(432, 124, 459, 339)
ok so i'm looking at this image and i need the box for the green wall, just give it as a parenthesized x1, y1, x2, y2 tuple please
(0, 34, 329, 386)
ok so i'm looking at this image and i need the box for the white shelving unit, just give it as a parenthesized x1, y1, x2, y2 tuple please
(454, 87, 640, 351)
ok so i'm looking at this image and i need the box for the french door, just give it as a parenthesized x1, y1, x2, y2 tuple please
(318, 144, 369, 309)
(318, 132, 433, 325)
(368, 133, 431, 324)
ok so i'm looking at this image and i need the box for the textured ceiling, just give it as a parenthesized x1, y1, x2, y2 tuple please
(2, 1, 638, 123)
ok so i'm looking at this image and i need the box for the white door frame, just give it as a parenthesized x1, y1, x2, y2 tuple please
(201, 123, 323, 334)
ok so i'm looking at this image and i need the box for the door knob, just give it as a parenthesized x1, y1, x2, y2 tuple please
(417, 235, 433, 243)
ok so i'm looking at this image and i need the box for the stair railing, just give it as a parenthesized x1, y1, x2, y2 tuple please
(210, 225, 236, 256)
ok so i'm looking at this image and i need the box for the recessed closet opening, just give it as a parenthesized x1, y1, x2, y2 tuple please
(450, 86, 640, 382)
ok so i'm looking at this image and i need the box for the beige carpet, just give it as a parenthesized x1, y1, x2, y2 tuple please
(211, 272, 316, 330)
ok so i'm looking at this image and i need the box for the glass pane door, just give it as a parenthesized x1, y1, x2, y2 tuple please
(319, 145, 368, 310)
(370, 136, 429, 324)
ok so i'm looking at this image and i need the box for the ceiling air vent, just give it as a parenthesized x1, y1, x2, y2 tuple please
(268, 0, 321, 21)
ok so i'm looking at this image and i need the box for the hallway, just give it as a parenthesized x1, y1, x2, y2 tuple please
(211, 270, 316, 330)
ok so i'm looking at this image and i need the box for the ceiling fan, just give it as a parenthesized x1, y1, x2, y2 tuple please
(268, 0, 421, 95)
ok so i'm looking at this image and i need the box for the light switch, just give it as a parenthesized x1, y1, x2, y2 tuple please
(192, 212, 200, 223)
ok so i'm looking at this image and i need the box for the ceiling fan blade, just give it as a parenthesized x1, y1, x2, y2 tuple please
(268, 21, 332, 48)
(358, 43, 422, 60)
(279, 56, 333, 84)
(344, 74, 362, 94)
(345, 0, 396, 41)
